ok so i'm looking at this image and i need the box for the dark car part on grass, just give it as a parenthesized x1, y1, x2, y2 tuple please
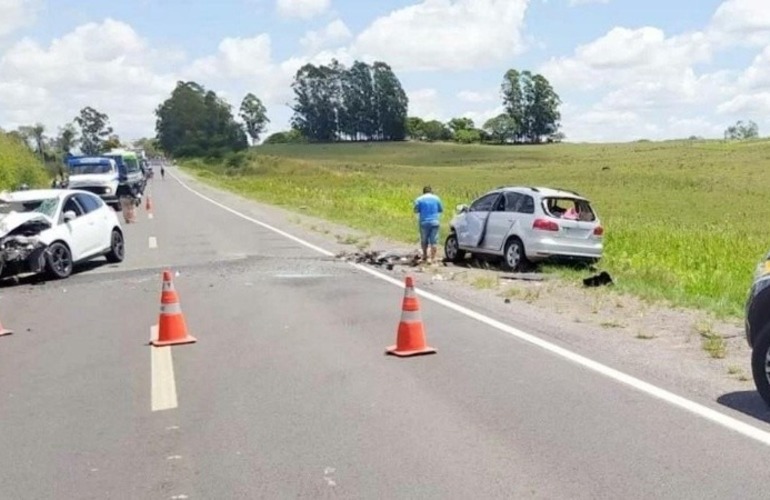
(745, 254, 770, 407)
(583, 271, 613, 287)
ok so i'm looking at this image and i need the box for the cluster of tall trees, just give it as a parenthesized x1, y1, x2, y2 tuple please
(724, 120, 759, 140)
(151, 62, 565, 155)
(403, 70, 563, 145)
(289, 59, 409, 142)
(154, 81, 269, 158)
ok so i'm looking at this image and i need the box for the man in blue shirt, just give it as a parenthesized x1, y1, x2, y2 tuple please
(413, 186, 444, 264)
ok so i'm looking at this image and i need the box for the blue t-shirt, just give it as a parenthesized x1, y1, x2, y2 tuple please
(414, 193, 443, 224)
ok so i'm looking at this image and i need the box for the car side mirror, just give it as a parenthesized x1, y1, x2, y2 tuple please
(63, 210, 76, 222)
(456, 204, 469, 213)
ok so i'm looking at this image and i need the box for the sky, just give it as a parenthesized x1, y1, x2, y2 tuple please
(0, 0, 769, 143)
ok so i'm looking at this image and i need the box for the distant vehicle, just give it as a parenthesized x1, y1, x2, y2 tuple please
(65, 156, 121, 209)
(745, 252, 770, 406)
(103, 148, 146, 199)
(444, 186, 604, 271)
(0, 189, 125, 281)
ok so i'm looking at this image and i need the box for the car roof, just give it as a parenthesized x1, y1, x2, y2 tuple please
(1, 189, 91, 203)
(496, 186, 588, 200)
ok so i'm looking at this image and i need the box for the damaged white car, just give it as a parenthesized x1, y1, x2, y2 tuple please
(444, 186, 604, 271)
(0, 189, 125, 281)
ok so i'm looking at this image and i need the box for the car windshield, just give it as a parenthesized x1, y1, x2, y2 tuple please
(0, 197, 59, 219)
(542, 197, 596, 222)
(69, 162, 114, 174)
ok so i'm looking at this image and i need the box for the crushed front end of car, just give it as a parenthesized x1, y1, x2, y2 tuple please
(0, 213, 51, 279)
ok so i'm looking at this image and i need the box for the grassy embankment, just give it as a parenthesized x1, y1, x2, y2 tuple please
(182, 139, 770, 319)
(0, 132, 49, 190)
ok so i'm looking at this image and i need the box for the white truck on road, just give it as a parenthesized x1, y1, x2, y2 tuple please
(64, 156, 122, 210)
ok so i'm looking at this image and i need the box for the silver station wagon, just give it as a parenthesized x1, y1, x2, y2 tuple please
(444, 186, 604, 271)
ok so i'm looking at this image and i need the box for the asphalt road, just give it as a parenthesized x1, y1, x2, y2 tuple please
(1, 167, 770, 499)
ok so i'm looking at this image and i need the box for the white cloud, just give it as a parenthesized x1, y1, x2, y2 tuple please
(276, 0, 330, 19)
(541, 27, 712, 90)
(407, 89, 442, 120)
(457, 90, 495, 103)
(0, 18, 176, 139)
(535, 3, 762, 141)
(709, 0, 770, 46)
(718, 92, 770, 116)
(185, 34, 273, 79)
(352, 0, 529, 71)
(0, 0, 39, 37)
(737, 45, 770, 91)
(299, 19, 352, 54)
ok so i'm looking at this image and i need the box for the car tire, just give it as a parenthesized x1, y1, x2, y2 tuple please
(444, 232, 466, 263)
(105, 229, 125, 263)
(501, 237, 527, 272)
(751, 323, 770, 408)
(45, 242, 73, 280)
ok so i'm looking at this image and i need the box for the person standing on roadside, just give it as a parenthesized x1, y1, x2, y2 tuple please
(413, 186, 443, 264)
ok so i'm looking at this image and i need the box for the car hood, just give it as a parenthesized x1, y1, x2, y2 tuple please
(0, 212, 53, 237)
(68, 173, 119, 186)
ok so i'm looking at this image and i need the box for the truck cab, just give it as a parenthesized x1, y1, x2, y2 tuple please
(104, 149, 146, 200)
(65, 156, 121, 209)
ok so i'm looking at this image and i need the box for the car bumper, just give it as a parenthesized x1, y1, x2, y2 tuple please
(0, 245, 47, 278)
(526, 237, 603, 261)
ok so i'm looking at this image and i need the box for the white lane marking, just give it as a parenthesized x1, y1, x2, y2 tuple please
(171, 171, 770, 447)
(151, 326, 178, 412)
(149, 236, 158, 249)
(148, 213, 154, 220)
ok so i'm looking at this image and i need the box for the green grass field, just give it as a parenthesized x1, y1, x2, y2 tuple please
(183, 139, 770, 319)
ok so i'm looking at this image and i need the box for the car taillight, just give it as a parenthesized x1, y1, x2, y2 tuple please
(593, 226, 604, 236)
(533, 218, 559, 232)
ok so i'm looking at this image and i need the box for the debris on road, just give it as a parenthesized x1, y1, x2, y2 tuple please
(335, 250, 423, 269)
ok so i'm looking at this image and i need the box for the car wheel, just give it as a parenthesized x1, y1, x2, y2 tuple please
(46, 242, 73, 279)
(105, 229, 125, 263)
(751, 324, 770, 408)
(444, 233, 466, 263)
(501, 237, 527, 272)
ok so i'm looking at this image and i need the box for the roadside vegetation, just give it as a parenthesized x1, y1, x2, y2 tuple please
(182, 139, 770, 319)
(0, 131, 49, 190)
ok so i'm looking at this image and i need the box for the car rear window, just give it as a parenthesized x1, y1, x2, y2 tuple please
(542, 197, 596, 222)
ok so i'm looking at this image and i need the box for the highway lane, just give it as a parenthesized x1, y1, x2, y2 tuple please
(1, 167, 770, 499)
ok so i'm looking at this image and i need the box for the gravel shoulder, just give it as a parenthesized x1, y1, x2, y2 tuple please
(175, 166, 770, 424)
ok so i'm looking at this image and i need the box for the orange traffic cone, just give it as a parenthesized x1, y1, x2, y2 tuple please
(151, 270, 196, 347)
(0, 313, 12, 337)
(145, 195, 153, 211)
(386, 275, 436, 357)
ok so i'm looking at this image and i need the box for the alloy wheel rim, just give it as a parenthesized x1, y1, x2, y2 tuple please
(113, 232, 124, 258)
(53, 246, 71, 274)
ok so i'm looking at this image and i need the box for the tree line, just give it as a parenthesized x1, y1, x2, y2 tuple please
(1, 106, 130, 178)
(152, 61, 566, 156)
(3, 62, 568, 167)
